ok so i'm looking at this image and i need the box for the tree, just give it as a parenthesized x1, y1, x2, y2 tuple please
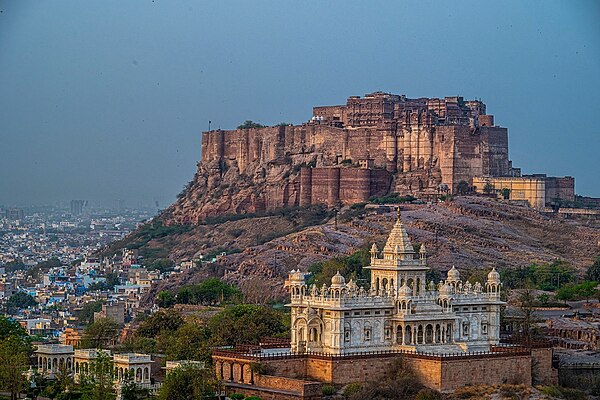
(156, 291, 175, 308)
(483, 182, 494, 194)
(555, 283, 577, 304)
(136, 310, 184, 338)
(148, 258, 175, 273)
(455, 180, 470, 195)
(81, 318, 120, 349)
(163, 321, 211, 362)
(501, 188, 511, 200)
(237, 120, 265, 129)
(207, 304, 288, 347)
(77, 301, 104, 326)
(188, 278, 241, 305)
(515, 284, 540, 341)
(0, 336, 29, 400)
(586, 257, 600, 281)
(6, 291, 37, 312)
(575, 281, 598, 303)
(120, 369, 149, 400)
(157, 365, 217, 400)
(79, 350, 115, 400)
(537, 293, 550, 306)
(0, 316, 29, 345)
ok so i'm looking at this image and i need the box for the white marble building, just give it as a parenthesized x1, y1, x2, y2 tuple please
(287, 210, 504, 355)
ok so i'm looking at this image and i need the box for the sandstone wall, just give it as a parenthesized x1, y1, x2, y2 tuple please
(530, 347, 559, 385)
(545, 176, 575, 203)
(305, 356, 398, 384)
(439, 355, 531, 391)
(169, 109, 511, 223)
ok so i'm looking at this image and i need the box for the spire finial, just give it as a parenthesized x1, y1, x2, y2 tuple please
(396, 206, 401, 221)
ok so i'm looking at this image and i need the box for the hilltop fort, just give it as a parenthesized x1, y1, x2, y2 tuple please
(165, 92, 574, 224)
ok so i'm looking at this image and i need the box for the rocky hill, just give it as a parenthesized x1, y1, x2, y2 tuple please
(140, 196, 600, 304)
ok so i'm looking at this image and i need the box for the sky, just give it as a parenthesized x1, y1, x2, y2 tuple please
(0, 0, 599, 207)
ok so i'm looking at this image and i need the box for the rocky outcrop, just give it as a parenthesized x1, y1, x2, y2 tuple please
(144, 197, 600, 304)
(162, 92, 514, 225)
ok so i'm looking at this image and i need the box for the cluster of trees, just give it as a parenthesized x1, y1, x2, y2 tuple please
(237, 120, 265, 129)
(124, 304, 288, 363)
(501, 261, 576, 291)
(368, 193, 416, 205)
(5, 291, 37, 313)
(555, 281, 599, 304)
(0, 317, 31, 400)
(156, 278, 242, 308)
(307, 248, 371, 286)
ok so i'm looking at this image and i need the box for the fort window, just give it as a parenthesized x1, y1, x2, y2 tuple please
(354, 311, 361, 316)
(472, 307, 478, 311)
(482, 307, 487, 310)
(453, 307, 459, 312)
(364, 327, 372, 341)
(384, 310, 391, 315)
(462, 307, 469, 311)
(344, 312, 350, 316)
(365, 311, 371, 316)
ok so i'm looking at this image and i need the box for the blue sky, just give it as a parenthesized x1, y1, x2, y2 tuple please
(0, 0, 598, 206)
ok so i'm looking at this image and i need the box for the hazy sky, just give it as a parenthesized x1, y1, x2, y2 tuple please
(1, 0, 599, 206)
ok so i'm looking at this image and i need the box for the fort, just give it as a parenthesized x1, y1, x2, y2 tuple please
(167, 92, 574, 223)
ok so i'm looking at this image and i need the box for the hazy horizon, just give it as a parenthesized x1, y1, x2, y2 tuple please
(1, 0, 599, 205)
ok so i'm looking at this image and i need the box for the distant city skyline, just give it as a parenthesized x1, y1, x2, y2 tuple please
(0, 0, 599, 204)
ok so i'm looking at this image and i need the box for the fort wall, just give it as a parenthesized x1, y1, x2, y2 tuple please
(172, 92, 572, 223)
(213, 346, 557, 396)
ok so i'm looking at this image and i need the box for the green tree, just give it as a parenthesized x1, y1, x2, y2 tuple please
(6, 291, 37, 312)
(0, 336, 29, 400)
(207, 304, 288, 346)
(163, 321, 211, 362)
(80, 350, 115, 400)
(120, 369, 149, 400)
(515, 284, 540, 341)
(148, 258, 175, 273)
(537, 293, 550, 306)
(77, 301, 104, 326)
(307, 249, 371, 287)
(555, 283, 577, 304)
(586, 257, 600, 281)
(136, 310, 184, 338)
(575, 281, 598, 303)
(237, 120, 265, 129)
(81, 318, 120, 349)
(455, 180, 470, 195)
(0, 316, 30, 347)
(157, 365, 217, 400)
(156, 291, 175, 308)
(188, 278, 241, 305)
(483, 182, 494, 194)
(501, 188, 511, 200)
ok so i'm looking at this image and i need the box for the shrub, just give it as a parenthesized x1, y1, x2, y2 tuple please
(229, 394, 245, 400)
(322, 384, 336, 396)
(415, 388, 441, 400)
(245, 397, 262, 400)
(538, 385, 564, 398)
(343, 383, 362, 397)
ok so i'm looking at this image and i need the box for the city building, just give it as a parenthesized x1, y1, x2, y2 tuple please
(472, 175, 575, 209)
(35, 344, 74, 379)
